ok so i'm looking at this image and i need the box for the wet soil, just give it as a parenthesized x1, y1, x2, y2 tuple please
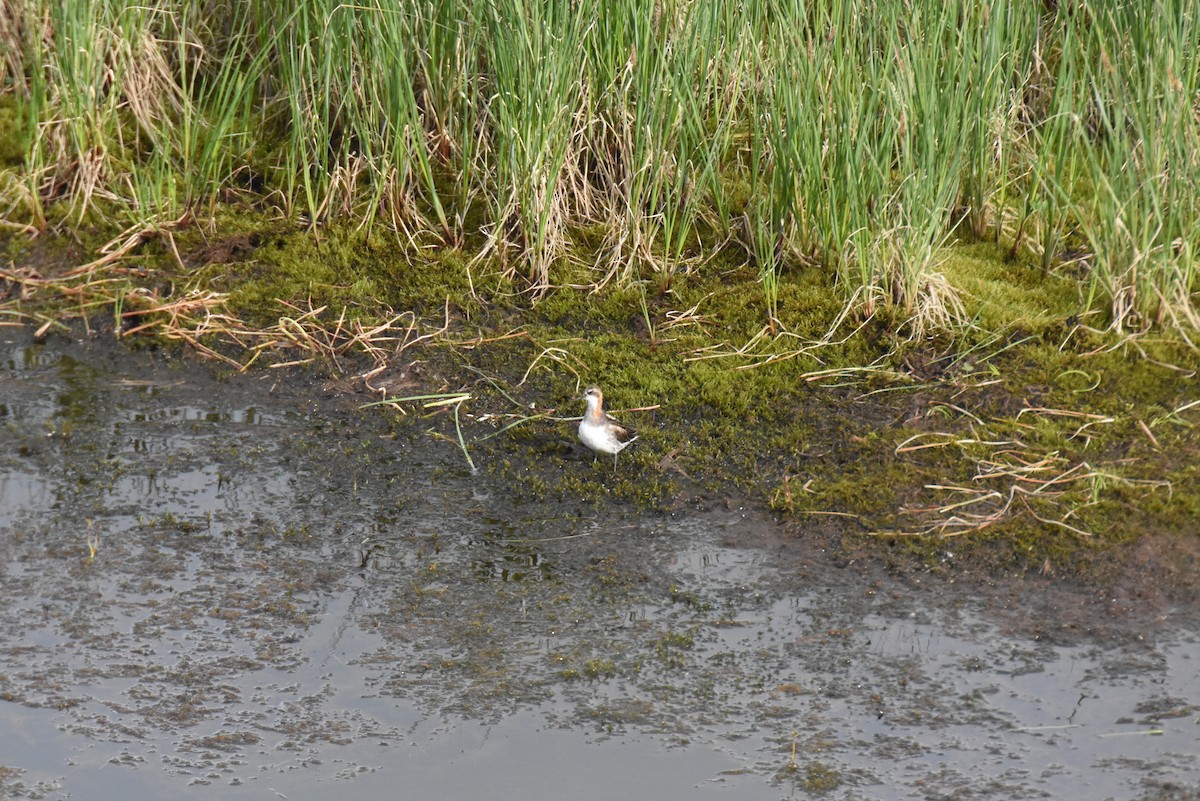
(1, 327, 1198, 800)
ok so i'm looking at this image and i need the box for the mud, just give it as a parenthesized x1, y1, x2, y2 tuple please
(1, 327, 1197, 800)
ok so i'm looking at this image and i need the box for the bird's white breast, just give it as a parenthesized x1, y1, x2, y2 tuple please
(579, 419, 623, 455)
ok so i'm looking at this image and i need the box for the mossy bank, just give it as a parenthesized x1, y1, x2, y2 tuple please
(2, 215, 1198, 586)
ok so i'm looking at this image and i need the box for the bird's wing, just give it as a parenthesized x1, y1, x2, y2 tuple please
(608, 418, 636, 443)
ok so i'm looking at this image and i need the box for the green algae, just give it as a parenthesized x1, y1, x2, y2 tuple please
(555, 654, 617, 681)
(800, 761, 844, 793)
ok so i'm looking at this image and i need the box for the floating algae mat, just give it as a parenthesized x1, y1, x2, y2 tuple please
(0, 328, 1197, 800)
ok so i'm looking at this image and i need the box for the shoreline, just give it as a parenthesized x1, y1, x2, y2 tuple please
(3, 218, 1197, 591)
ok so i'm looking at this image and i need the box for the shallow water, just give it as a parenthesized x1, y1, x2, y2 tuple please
(1, 329, 1197, 800)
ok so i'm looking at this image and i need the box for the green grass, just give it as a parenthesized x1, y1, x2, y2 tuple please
(0, 0, 1197, 334)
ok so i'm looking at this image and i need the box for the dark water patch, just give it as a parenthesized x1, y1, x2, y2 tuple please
(0, 329, 1197, 800)
(2, 340, 58, 371)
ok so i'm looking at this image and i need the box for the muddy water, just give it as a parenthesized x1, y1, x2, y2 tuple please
(0, 328, 1197, 801)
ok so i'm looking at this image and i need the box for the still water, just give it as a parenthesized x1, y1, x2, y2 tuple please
(1, 329, 1196, 800)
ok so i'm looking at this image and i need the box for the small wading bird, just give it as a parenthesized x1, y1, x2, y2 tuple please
(578, 385, 638, 469)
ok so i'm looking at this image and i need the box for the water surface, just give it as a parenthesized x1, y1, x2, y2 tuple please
(1, 329, 1196, 800)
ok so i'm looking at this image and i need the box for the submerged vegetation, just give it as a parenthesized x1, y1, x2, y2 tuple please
(0, 0, 1198, 332)
(1, 1, 1198, 567)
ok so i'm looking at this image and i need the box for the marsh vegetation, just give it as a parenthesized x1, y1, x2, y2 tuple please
(1, 0, 1198, 333)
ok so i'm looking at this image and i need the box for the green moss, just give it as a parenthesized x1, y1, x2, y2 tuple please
(656, 630, 695, 650)
(208, 219, 499, 326)
(940, 241, 1080, 332)
(778, 455, 916, 529)
(448, 250, 1194, 577)
(0, 96, 28, 166)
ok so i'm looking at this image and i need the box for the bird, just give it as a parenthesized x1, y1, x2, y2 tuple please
(578, 385, 638, 469)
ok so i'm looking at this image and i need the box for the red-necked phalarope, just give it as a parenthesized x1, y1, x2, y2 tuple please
(578, 385, 638, 468)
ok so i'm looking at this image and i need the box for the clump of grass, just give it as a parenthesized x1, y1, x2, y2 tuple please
(478, 0, 586, 286)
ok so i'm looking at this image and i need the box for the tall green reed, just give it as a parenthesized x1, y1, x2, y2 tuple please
(1017, 12, 1085, 276)
(342, 0, 449, 236)
(875, 2, 972, 331)
(480, 0, 588, 287)
(744, 0, 808, 326)
(958, 2, 1038, 242)
(585, 0, 742, 290)
(595, 0, 692, 286)
(1, 0, 47, 227)
(1073, 1, 1200, 330)
(412, 0, 485, 239)
(805, 2, 891, 311)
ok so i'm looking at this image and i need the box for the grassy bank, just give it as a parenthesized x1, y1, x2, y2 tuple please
(1, 0, 1198, 333)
